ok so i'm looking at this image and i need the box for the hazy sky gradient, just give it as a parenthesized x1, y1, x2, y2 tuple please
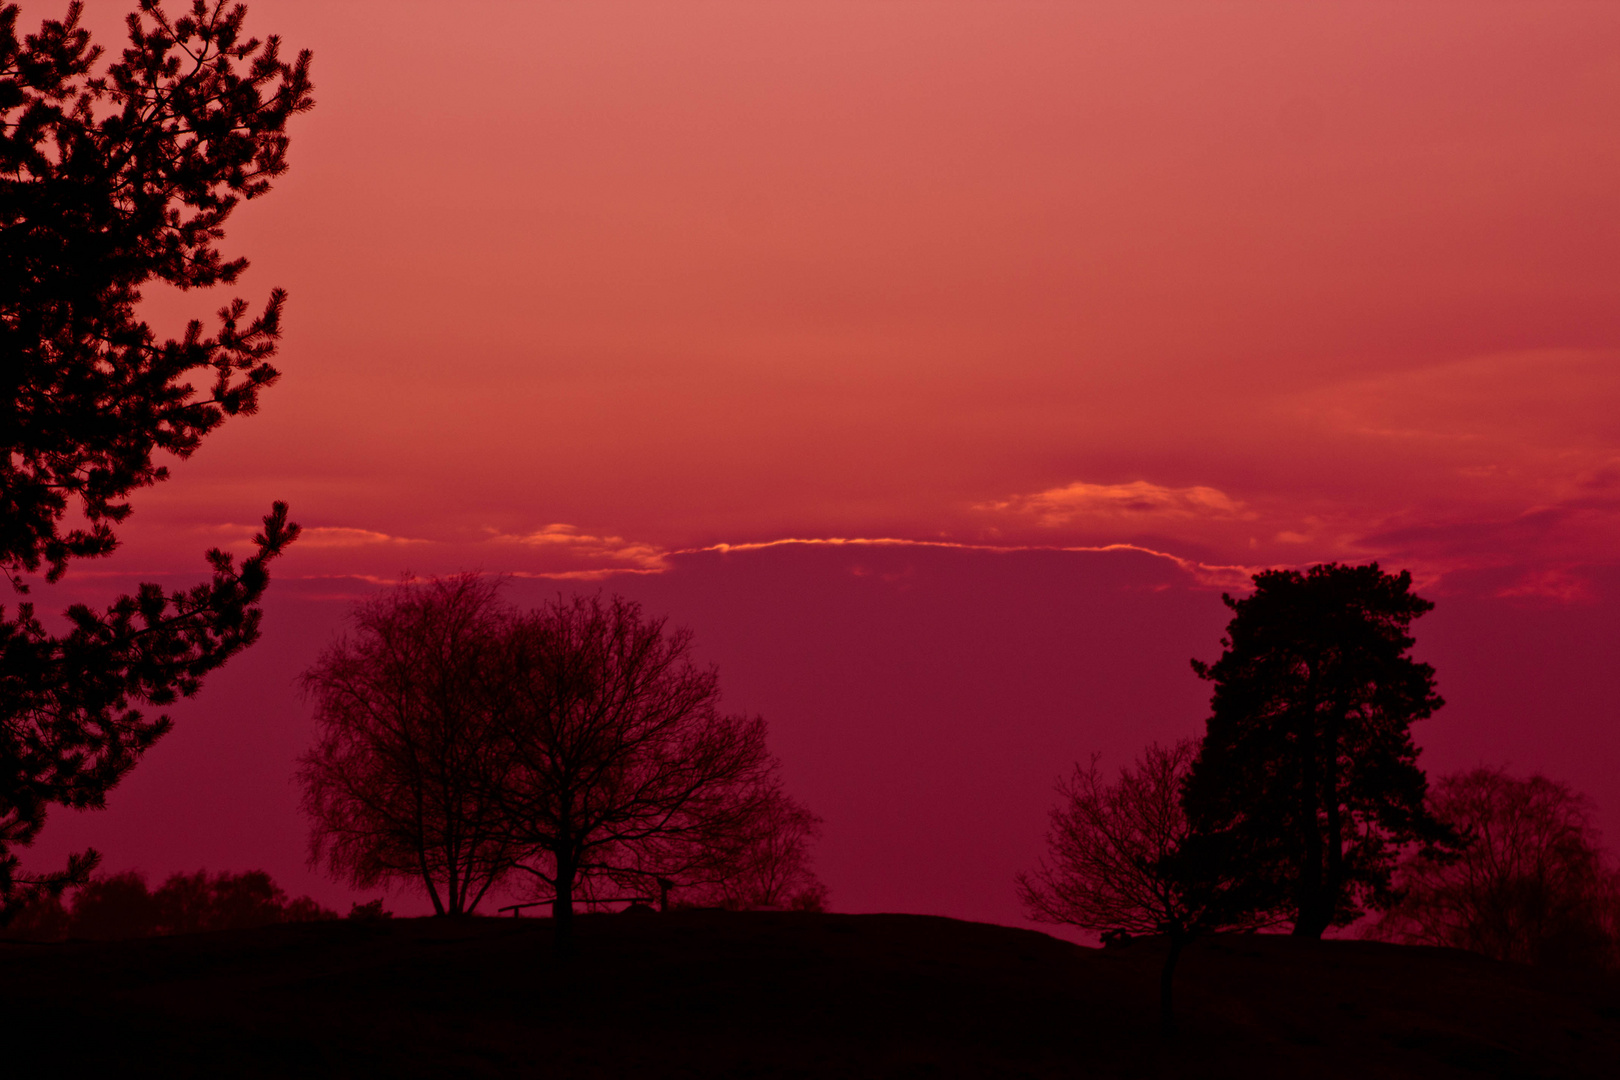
(30, 1, 1620, 924)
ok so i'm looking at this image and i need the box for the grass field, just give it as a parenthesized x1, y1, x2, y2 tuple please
(4, 910, 1618, 1077)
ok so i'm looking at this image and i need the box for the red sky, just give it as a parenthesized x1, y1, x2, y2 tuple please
(28, 1, 1620, 928)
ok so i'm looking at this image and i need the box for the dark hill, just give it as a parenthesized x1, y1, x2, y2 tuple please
(3, 911, 1617, 1077)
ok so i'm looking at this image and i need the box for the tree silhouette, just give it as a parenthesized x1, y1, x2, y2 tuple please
(1018, 739, 1257, 1036)
(63, 868, 159, 939)
(1182, 563, 1454, 938)
(299, 575, 515, 916)
(0, 867, 336, 941)
(153, 867, 332, 934)
(680, 786, 827, 912)
(494, 595, 779, 953)
(1370, 768, 1619, 970)
(0, 1, 310, 916)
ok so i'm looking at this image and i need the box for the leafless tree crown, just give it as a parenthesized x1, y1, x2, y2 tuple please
(1369, 767, 1619, 970)
(1018, 739, 1204, 938)
(298, 574, 514, 916)
(297, 583, 824, 931)
(493, 596, 786, 920)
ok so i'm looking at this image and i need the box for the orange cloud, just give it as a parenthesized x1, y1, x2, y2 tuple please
(297, 526, 431, 549)
(491, 524, 670, 573)
(980, 480, 1250, 526)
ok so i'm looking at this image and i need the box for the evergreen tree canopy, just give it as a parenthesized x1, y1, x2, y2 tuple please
(1182, 562, 1454, 938)
(0, 2, 310, 914)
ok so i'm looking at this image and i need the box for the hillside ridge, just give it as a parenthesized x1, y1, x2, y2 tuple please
(4, 910, 1617, 1077)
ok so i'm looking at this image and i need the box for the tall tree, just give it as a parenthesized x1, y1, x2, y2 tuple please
(494, 595, 778, 953)
(0, 1, 310, 914)
(299, 575, 516, 916)
(1182, 563, 1454, 938)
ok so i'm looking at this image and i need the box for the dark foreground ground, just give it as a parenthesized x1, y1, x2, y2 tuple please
(4, 910, 1618, 1077)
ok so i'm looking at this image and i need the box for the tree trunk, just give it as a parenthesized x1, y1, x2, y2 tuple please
(444, 812, 463, 915)
(1319, 717, 1345, 938)
(1160, 932, 1188, 1039)
(444, 845, 461, 916)
(552, 849, 575, 957)
(1293, 909, 1330, 938)
(1294, 691, 1326, 938)
(418, 849, 446, 917)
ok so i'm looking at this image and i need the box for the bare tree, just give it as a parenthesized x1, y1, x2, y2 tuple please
(298, 575, 513, 916)
(1018, 739, 1253, 1036)
(682, 785, 827, 911)
(492, 595, 778, 951)
(1369, 767, 1619, 970)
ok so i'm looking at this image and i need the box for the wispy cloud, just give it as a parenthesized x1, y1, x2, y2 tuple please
(51, 522, 1275, 596)
(1494, 569, 1594, 603)
(677, 535, 1257, 589)
(1291, 349, 1620, 450)
(1347, 494, 1620, 589)
(298, 526, 431, 549)
(980, 480, 1250, 526)
(490, 524, 670, 573)
(203, 522, 431, 550)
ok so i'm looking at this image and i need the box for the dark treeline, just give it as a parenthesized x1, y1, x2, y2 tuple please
(0, 869, 353, 942)
(1021, 562, 1620, 1037)
(3, 3, 1616, 1065)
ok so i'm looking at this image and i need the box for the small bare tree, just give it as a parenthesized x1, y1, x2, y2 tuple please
(680, 785, 827, 911)
(1018, 739, 1250, 1036)
(492, 595, 778, 951)
(1370, 767, 1619, 970)
(299, 575, 514, 916)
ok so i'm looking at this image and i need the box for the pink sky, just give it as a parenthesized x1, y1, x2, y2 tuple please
(28, 1, 1620, 926)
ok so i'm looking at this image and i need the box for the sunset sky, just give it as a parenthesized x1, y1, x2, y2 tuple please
(31, 1, 1620, 928)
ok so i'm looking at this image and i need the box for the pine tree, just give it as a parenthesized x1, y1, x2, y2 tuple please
(0, 2, 311, 915)
(1182, 562, 1455, 938)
